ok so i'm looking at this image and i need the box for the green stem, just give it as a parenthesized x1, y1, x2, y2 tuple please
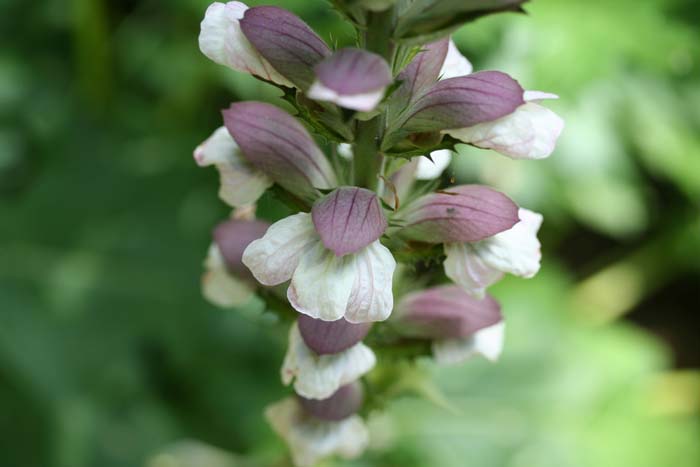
(353, 8, 396, 191)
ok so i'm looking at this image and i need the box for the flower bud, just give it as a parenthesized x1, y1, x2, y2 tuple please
(298, 315, 372, 355)
(311, 187, 388, 256)
(223, 102, 337, 201)
(399, 184, 519, 243)
(395, 285, 502, 339)
(308, 48, 393, 112)
(297, 382, 364, 421)
(240, 6, 330, 89)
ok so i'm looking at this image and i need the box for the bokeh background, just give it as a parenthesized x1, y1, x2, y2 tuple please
(1, 0, 699, 466)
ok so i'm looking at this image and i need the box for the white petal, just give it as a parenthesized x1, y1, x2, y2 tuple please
(415, 149, 452, 180)
(474, 208, 543, 278)
(242, 213, 318, 286)
(439, 39, 473, 80)
(432, 321, 505, 365)
(288, 242, 357, 321)
(265, 397, 369, 467)
(524, 90, 559, 101)
(308, 80, 385, 112)
(344, 241, 396, 323)
(445, 102, 565, 160)
(201, 243, 253, 307)
(194, 127, 272, 207)
(198, 2, 292, 87)
(282, 323, 376, 399)
(444, 242, 503, 299)
(337, 143, 353, 160)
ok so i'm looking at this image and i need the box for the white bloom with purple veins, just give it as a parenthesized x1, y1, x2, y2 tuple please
(243, 187, 395, 323)
(282, 321, 375, 399)
(444, 208, 544, 298)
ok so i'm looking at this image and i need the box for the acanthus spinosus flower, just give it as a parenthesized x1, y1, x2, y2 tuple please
(242, 187, 395, 323)
(395, 285, 506, 365)
(194, 1, 562, 464)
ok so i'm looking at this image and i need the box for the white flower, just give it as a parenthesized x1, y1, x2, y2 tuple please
(242, 213, 396, 323)
(198, 2, 292, 86)
(444, 208, 543, 298)
(432, 321, 505, 365)
(193, 126, 272, 207)
(201, 243, 254, 307)
(415, 149, 453, 180)
(282, 322, 376, 400)
(445, 91, 564, 160)
(266, 397, 369, 467)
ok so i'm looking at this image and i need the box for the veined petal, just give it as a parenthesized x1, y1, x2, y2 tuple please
(298, 315, 371, 355)
(396, 285, 502, 339)
(287, 242, 357, 321)
(282, 323, 376, 399)
(439, 39, 473, 79)
(298, 382, 364, 421)
(444, 208, 543, 296)
(242, 213, 318, 286)
(201, 244, 254, 307)
(444, 242, 503, 298)
(345, 241, 396, 323)
(223, 102, 337, 200)
(193, 127, 272, 207)
(401, 71, 525, 133)
(446, 101, 564, 160)
(309, 48, 392, 112)
(312, 187, 388, 256)
(393, 39, 449, 108)
(265, 397, 369, 467)
(415, 149, 452, 180)
(240, 6, 330, 90)
(400, 184, 520, 243)
(432, 321, 506, 365)
(198, 2, 292, 87)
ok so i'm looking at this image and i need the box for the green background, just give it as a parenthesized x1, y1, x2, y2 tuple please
(1, 0, 698, 466)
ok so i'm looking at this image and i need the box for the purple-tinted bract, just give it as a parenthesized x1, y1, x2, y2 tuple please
(401, 184, 519, 243)
(397, 285, 502, 339)
(240, 6, 330, 89)
(315, 48, 392, 95)
(312, 187, 388, 256)
(298, 314, 372, 355)
(223, 102, 336, 199)
(298, 382, 364, 421)
(213, 219, 270, 277)
(402, 71, 524, 132)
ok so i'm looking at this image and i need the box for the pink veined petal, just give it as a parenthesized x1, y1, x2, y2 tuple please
(297, 382, 364, 421)
(297, 315, 371, 355)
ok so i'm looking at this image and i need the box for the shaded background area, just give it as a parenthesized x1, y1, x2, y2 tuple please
(0, 0, 698, 466)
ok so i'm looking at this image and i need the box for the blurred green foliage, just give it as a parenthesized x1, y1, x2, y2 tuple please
(0, 0, 698, 466)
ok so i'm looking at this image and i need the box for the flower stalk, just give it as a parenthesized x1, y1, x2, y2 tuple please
(193, 1, 563, 464)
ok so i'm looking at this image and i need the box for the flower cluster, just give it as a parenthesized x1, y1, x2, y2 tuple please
(194, 1, 562, 465)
